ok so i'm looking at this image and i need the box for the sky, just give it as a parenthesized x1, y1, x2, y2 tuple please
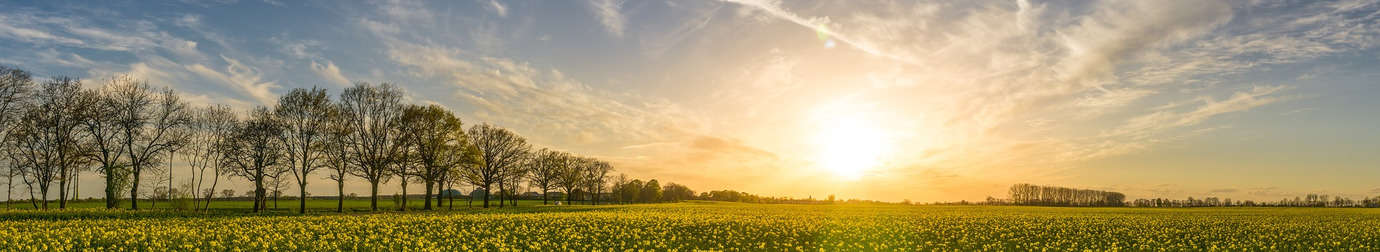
(0, 0, 1378, 202)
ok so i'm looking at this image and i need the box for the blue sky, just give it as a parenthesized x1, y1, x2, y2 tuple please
(1, 0, 1378, 201)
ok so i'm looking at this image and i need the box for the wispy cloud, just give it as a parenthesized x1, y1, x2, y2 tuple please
(589, 0, 628, 38)
(310, 60, 350, 87)
(484, 0, 508, 17)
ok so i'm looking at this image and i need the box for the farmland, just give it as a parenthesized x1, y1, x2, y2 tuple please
(3, 201, 1380, 251)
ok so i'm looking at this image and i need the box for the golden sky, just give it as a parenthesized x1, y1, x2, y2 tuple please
(3, 0, 1378, 201)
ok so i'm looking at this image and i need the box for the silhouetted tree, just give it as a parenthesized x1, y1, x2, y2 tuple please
(582, 158, 611, 205)
(620, 179, 643, 203)
(10, 77, 87, 209)
(1007, 184, 1125, 207)
(463, 124, 530, 208)
(275, 87, 333, 214)
(222, 108, 284, 213)
(322, 108, 352, 212)
(661, 183, 695, 202)
(113, 80, 191, 210)
(183, 105, 235, 210)
(337, 82, 404, 211)
(526, 149, 563, 205)
(554, 153, 584, 205)
(0, 67, 30, 209)
(641, 179, 662, 203)
(77, 78, 131, 209)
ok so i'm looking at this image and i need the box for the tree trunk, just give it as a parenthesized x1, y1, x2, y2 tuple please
(423, 181, 433, 210)
(399, 178, 408, 211)
(58, 174, 67, 209)
(369, 181, 379, 211)
(129, 166, 140, 210)
(298, 183, 307, 214)
(40, 186, 49, 210)
(336, 180, 345, 213)
(482, 186, 490, 208)
(204, 173, 219, 211)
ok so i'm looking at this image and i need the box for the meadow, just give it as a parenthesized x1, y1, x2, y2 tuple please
(3, 201, 1380, 251)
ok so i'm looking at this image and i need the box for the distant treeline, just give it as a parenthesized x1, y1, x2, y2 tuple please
(1130, 194, 1380, 208)
(697, 190, 841, 204)
(982, 183, 1380, 208)
(1000, 184, 1126, 207)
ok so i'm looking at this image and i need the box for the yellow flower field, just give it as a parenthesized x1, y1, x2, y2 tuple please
(3, 202, 1380, 251)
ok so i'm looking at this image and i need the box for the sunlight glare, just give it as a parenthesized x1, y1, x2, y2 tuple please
(811, 102, 891, 180)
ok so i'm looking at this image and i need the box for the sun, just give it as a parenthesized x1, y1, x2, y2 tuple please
(810, 104, 891, 180)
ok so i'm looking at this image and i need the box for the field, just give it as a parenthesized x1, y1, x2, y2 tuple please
(3, 201, 1380, 251)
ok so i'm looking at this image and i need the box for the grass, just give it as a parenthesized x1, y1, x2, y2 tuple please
(3, 201, 1380, 250)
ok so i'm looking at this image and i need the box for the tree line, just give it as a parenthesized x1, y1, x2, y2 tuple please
(0, 66, 698, 212)
(1130, 194, 1380, 208)
(1004, 183, 1127, 207)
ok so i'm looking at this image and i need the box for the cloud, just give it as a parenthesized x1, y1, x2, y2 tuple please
(184, 55, 280, 105)
(484, 0, 508, 17)
(716, 0, 906, 62)
(310, 60, 351, 87)
(588, 0, 628, 37)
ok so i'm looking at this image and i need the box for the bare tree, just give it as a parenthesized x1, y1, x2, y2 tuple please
(184, 105, 235, 210)
(503, 162, 527, 207)
(609, 174, 627, 204)
(275, 87, 333, 214)
(0, 66, 30, 209)
(462, 124, 529, 208)
(77, 79, 131, 209)
(222, 108, 283, 212)
(527, 149, 563, 205)
(397, 104, 467, 210)
(389, 134, 416, 211)
(554, 153, 584, 205)
(337, 82, 404, 211)
(112, 81, 191, 210)
(9, 77, 87, 209)
(321, 108, 353, 212)
(583, 159, 611, 205)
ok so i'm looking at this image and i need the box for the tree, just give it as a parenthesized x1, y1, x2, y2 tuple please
(222, 108, 283, 213)
(554, 153, 584, 205)
(0, 67, 30, 208)
(389, 133, 416, 211)
(184, 105, 236, 210)
(641, 179, 662, 203)
(463, 124, 530, 208)
(274, 87, 333, 214)
(77, 78, 130, 209)
(620, 179, 643, 203)
(112, 81, 191, 210)
(337, 82, 404, 211)
(1006, 184, 1126, 207)
(526, 149, 563, 205)
(582, 158, 611, 205)
(10, 77, 87, 209)
(661, 183, 695, 202)
(321, 107, 353, 212)
(608, 174, 627, 204)
(502, 162, 527, 207)
(397, 104, 467, 210)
